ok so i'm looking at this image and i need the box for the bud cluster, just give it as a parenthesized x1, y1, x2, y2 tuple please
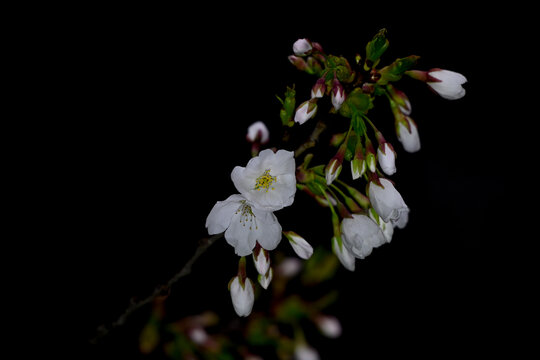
(288, 30, 466, 270)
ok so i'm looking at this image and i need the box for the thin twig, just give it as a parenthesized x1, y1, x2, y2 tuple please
(294, 119, 327, 158)
(89, 232, 224, 344)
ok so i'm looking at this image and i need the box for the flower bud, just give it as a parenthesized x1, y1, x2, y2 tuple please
(246, 121, 270, 144)
(284, 231, 313, 260)
(258, 267, 273, 290)
(325, 157, 342, 185)
(315, 315, 342, 338)
(252, 245, 270, 275)
(293, 38, 312, 56)
(294, 99, 317, 125)
(368, 178, 409, 229)
(377, 142, 397, 175)
(427, 69, 467, 100)
(276, 257, 302, 278)
(311, 78, 326, 98)
(229, 276, 255, 317)
(288, 55, 308, 71)
(364, 138, 377, 173)
(396, 116, 420, 153)
(387, 84, 411, 115)
(294, 343, 320, 360)
(351, 139, 365, 180)
(331, 79, 346, 110)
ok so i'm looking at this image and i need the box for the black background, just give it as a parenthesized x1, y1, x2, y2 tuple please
(73, 4, 520, 358)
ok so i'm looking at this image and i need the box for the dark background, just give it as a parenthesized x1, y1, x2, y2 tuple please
(74, 4, 518, 358)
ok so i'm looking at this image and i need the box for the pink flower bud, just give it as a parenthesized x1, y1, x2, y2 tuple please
(294, 99, 317, 125)
(292, 38, 312, 56)
(331, 79, 346, 110)
(246, 121, 269, 144)
(311, 78, 326, 98)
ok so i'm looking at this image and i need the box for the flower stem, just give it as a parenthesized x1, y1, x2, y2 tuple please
(89, 232, 224, 344)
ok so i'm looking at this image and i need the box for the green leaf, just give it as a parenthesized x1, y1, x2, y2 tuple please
(377, 55, 420, 85)
(365, 28, 389, 69)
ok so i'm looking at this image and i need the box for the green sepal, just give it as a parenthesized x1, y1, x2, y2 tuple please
(377, 55, 420, 85)
(365, 28, 389, 70)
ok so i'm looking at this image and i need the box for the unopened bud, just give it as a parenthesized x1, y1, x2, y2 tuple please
(258, 267, 273, 290)
(246, 121, 270, 144)
(294, 99, 317, 125)
(284, 231, 313, 260)
(292, 38, 312, 56)
(331, 79, 346, 110)
(311, 78, 326, 98)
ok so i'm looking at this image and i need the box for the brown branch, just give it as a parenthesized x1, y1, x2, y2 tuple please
(294, 119, 327, 158)
(89, 232, 224, 344)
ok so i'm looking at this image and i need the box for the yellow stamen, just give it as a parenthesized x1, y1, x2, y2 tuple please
(254, 169, 277, 192)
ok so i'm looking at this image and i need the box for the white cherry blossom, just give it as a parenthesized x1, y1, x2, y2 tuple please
(206, 194, 282, 256)
(231, 149, 296, 212)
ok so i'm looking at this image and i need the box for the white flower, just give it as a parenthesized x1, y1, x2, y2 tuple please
(377, 143, 396, 175)
(315, 315, 342, 338)
(231, 149, 296, 212)
(368, 178, 409, 229)
(206, 194, 282, 256)
(293, 38, 312, 56)
(332, 236, 355, 271)
(294, 344, 320, 360)
(252, 247, 270, 275)
(427, 69, 467, 100)
(396, 117, 421, 153)
(341, 214, 387, 259)
(284, 231, 313, 260)
(246, 121, 269, 144)
(369, 208, 394, 242)
(294, 100, 317, 124)
(229, 276, 254, 317)
(258, 267, 273, 289)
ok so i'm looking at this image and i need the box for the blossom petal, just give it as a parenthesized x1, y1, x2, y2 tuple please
(230, 277, 254, 317)
(205, 194, 245, 235)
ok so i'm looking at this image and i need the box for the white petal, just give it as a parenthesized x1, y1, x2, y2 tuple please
(288, 234, 313, 260)
(258, 268, 273, 289)
(225, 210, 258, 256)
(341, 214, 386, 259)
(397, 120, 421, 153)
(368, 179, 409, 225)
(230, 277, 254, 317)
(332, 237, 355, 271)
(205, 194, 245, 234)
(251, 208, 283, 251)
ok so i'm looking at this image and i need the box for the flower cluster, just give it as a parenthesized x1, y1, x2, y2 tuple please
(289, 31, 466, 271)
(206, 149, 314, 316)
(206, 29, 466, 318)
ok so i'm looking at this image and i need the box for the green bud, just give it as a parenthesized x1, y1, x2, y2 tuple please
(365, 28, 389, 70)
(377, 55, 420, 85)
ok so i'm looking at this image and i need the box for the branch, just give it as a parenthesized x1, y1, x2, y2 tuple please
(89, 232, 224, 344)
(295, 119, 327, 158)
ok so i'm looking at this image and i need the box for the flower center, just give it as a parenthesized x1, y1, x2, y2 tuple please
(236, 201, 258, 230)
(254, 169, 276, 192)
